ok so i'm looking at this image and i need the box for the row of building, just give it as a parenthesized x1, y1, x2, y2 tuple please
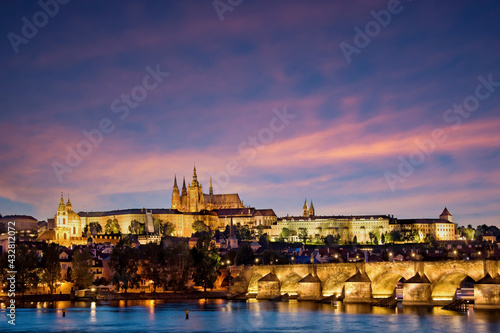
(1, 166, 457, 248)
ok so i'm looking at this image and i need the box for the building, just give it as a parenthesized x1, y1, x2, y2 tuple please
(171, 166, 244, 212)
(397, 208, 456, 242)
(0, 214, 39, 234)
(271, 214, 393, 243)
(271, 203, 456, 244)
(38, 166, 274, 245)
(271, 202, 394, 243)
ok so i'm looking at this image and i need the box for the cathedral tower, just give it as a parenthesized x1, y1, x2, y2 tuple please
(308, 200, 315, 217)
(303, 199, 308, 217)
(171, 175, 181, 210)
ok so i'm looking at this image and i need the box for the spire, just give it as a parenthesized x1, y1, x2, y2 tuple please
(67, 194, 71, 204)
(303, 199, 308, 217)
(309, 200, 315, 216)
(60, 192, 64, 205)
(209, 177, 213, 195)
(182, 177, 187, 196)
(303, 199, 308, 209)
(173, 175, 178, 189)
(191, 164, 199, 187)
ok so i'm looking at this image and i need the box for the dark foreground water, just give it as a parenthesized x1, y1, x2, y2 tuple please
(1, 299, 500, 333)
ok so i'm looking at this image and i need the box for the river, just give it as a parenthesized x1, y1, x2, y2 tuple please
(1, 299, 500, 332)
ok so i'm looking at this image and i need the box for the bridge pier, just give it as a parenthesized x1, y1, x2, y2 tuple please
(256, 272, 281, 300)
(474, 273, 500, 310)
(402, 273, 431, 306)
(229, 275, 248, 295)
(343, 270, 372, 303)
(297, 274, 322, 301)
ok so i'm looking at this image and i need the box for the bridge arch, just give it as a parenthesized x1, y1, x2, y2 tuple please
(247, 273, 263, 294)
(281, 273, 303, 295)
(371, 273, 404, 298)
(431, 272, 471, 301)
(322, 272, 352, 297)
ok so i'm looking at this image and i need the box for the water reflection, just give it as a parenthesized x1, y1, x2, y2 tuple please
(1, 299, 500, 332)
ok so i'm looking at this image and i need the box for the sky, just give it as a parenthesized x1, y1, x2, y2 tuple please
(0, 0, 499, 227)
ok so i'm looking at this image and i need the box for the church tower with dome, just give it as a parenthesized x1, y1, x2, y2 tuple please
(54, 193, 82, 246)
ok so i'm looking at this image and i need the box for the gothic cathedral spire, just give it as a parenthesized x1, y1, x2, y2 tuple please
(182, 177, 187, 196)
(309, 200, 315, 217)
(303, 199, 308, 217)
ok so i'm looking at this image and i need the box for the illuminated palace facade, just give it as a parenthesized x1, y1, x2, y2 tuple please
(270, 203, 456, 243)
(38, 167, 277, 246)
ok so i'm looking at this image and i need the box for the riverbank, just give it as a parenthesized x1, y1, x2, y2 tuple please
(0, 290, 231, 304)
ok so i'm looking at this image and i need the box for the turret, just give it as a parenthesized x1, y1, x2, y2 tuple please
(66, 194, 73, 211)
(58, 192, 66, 211)
(209, 177, 213, 196)
(440, 207, 452, 223)
(303, 199, 308, 217)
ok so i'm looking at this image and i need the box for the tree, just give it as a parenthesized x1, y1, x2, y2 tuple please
(235, 243, 255, 265)
(167, 242, 193, 292)
(40, 243, 61, 294)
(256, 225, 265, 237)
(261, 249, 278, 265)
(105, 219, 121, 234)
(153, 219, 163, 234)
(368, 232, 376, 244)
(2, 244, 39, 295)
(141, 243, 169, 293)
(258, 233, 270, 249)
(236, 225, 252, 241)
(72, 248, 94, 289)
(279, 228, 290, 242)
(352, 235, 358, 244)
(84, 222, 103, 236)
(128, 220, 145, 235)
(192, 220, 208, 233)
(108, 238, 140, 293)
(299, 228, 308, 244)
(381, 233, 386, 244)
(162, 222, 175, 237)
(463, 227, 475, 240)
(389, 230, 401, 243)
(191, 234, 221, 292)
(324, 234, 340, 246)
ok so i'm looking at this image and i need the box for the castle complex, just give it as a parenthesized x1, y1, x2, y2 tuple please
(35, 165, 456, 247)
(38, 166, 276, 246)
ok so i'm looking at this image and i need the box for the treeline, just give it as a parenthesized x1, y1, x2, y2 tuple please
(457, 224, 500, 241)
(0, 243, 61, 295)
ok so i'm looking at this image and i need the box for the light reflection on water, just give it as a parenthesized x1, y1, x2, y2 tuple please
(1, 299, 499, 333)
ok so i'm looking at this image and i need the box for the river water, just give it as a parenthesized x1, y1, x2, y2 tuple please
(1, 299, 500, 332)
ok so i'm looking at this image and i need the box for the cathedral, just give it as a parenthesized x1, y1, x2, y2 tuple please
(171, 166, 244, 212)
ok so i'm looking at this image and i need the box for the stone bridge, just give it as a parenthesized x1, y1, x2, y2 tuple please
(229, 260, 500, 309)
